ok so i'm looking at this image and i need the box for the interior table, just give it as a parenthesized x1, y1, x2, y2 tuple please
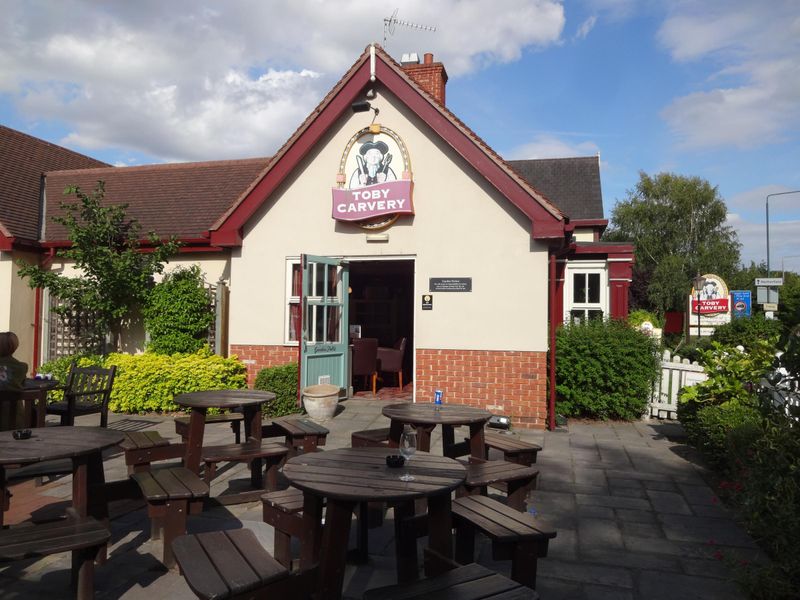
(382, 402, 493, 460)
(283, 447, 466, 600)
(173, 389, 276, 498)
(0, 426, 124, 527)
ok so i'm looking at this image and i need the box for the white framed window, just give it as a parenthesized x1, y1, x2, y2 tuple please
(565, 262, 607, 324)
(284, 258, 344, 345)
(284, 258, 301, 345)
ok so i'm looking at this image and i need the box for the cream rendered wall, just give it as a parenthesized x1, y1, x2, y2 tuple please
(43, 254, 229, 354)
(0, 251, 38, 371)
(229, 88, 551, 352)
(573, 228, 595, 242)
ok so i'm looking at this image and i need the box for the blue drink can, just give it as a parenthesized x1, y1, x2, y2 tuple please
(434, 390, 443, 405)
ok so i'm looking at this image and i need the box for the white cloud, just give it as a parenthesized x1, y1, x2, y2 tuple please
(507, 134, 600, 160)
(574, 16, 597, 40)
(0, 0, 565, 162)
(658, 1, 800, 150)
(726, 212, 800, 268)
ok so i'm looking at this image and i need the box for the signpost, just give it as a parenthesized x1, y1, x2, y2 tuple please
(755, 278, 783, 286)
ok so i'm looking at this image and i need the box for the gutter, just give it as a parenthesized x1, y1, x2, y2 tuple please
(547, 242, 575, 430)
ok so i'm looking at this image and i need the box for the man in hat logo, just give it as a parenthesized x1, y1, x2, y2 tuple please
(350, 139, 396, 188)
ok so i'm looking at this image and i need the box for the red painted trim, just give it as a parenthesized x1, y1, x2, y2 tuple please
(211, 64, 373, 246)
(573, 243, 634, 254)
(0, 235, 13, 251)
(570, 219, 608, 227)
(33, 287, 42, 371)
(212, 51, 564, 245)
(548, 254, 557, 431)
(375, 61, 563, 236)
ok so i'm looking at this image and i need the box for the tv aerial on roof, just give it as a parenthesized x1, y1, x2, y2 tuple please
(383, 8, 437, 47)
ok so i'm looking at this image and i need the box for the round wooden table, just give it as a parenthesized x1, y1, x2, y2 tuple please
(0, 426, 124, 525)
(284, 447, 466, 600)
(173, 389, 276, 477)
(382, 402, 493, 459)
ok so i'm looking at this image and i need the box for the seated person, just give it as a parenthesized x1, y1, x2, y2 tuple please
(0, 331, 28, 390)
(0, 331, 29, 429)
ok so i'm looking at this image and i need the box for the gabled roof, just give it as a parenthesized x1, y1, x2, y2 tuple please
(44, 158, 270, 245)
(210, 44, 566, 247)
(509, 156, 604, 220)
(0, 125, 108, 249)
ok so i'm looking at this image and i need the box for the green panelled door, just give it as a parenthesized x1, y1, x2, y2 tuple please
(300, 255, 349, 394)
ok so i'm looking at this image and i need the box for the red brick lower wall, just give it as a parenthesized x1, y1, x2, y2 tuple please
(230, 344, 298, 386)
(229, 344, 548, 428)
(415, 348, 548, 429)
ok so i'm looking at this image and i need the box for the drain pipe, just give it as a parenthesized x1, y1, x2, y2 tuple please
(548, 243, 574, 430)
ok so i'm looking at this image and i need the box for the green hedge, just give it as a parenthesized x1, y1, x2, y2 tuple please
(37, 353, 104, 401)
(105, 349, 247, 413)
(711, 314, 782, 351)
(677, 340, 800, 597)
(253, 362, 301, 418)
(555, 319, 660, 420)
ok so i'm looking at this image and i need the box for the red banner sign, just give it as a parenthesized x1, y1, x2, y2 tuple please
(691, 298, 730, 314)
(331, 180, 414, 222)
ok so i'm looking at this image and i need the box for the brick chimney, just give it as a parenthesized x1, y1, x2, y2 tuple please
(401, 52, 448, 106)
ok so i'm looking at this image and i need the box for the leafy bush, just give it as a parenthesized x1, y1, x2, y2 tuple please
(254, 362, 301, 418)
(555, 319, 660, 420)
(627, 309, 663, 328)
(678, 340, 775, 428)
(711, 314, 782, 351)
(143, 265, 214, 355)
(712, 413, 800, 598)
(104, 348, 246, 413)
(683, 401, 760, 469)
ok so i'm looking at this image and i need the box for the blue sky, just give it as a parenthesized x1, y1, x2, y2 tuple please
(1, 0, 798, 270)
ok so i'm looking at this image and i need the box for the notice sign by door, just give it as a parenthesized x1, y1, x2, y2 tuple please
(422, 294, 433, 310)
(430, 277, 472, 292)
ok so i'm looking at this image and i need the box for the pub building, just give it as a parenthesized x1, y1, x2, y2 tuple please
(0, 44, 633, 429)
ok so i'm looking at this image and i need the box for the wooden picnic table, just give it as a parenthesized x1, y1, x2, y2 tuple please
(283, 447, 466, 600)
(174, 389, 276, 504)
(0, 426, 124, 527)
(0, 378, 60, 431)
(382, 402, 493, 459)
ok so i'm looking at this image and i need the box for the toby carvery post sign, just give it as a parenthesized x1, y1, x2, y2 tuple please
(332, 125, 414, 230)
(690, 273, 731, 332)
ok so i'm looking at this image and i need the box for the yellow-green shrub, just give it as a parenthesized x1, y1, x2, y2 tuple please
(105, 349, 247, 413)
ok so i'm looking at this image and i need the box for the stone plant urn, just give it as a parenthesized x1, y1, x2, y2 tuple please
(302, 384, 340, 421)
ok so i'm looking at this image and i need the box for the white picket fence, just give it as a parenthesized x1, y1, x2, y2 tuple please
(649, 350, 707, 419)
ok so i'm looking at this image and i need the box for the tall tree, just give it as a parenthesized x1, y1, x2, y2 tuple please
(604, 172, 741, 314)
(18, 181, 179, 352)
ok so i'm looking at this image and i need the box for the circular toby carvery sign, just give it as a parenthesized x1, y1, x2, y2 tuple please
(332, 125, 414, 230)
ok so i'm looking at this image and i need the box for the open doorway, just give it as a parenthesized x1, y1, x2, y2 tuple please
(348, 259, 414, 392)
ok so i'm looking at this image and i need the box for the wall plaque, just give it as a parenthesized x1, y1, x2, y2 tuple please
(430, 278, 472, 292)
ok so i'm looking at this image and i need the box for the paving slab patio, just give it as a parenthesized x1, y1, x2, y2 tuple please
(0, 398, 756, 599)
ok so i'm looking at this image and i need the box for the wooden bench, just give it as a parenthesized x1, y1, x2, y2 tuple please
(172, 528, 316, 600)
(350, 427, 390, 448)
(174, 412, 243, 443)
(452, 495, 556, 589)
(263, 416, 328, 455)
(0, 516, 110, 599)
(261, 486, 369, 570)
(120, 431, 185, 474)
(363, 561, 540, 600)
(483, 430, 542, 465)
(202, 440, 289, 490)
(131, 466, 209, 568)
(461, 460, 539, 511)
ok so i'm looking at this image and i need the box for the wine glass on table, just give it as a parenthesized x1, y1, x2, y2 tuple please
(399, 427, 417, 482)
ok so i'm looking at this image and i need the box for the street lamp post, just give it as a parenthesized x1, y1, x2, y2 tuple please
(766, 190, 800, 276)
(692, 274, 706, 340)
